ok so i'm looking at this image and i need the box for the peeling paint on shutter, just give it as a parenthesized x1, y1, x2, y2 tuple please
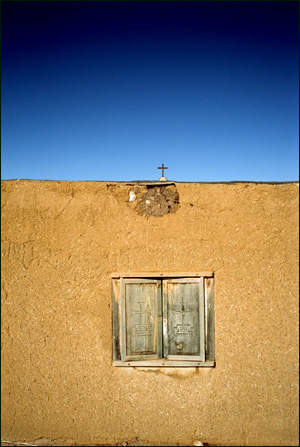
(163, 278, 205, 362)
(120, 279, 162, 361)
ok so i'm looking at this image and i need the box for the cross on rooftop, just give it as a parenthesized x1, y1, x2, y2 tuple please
(157, 163, 168, 178)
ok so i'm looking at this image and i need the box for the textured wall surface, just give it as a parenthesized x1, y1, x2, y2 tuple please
(1, 180, 299, 446)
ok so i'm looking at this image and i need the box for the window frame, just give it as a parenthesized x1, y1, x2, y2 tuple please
(112, 272, 215, 367)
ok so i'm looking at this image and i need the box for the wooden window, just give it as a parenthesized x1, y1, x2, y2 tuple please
(112, 273, 215, 367)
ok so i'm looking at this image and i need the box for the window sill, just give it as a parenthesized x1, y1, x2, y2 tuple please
(113, 359, 215, 367)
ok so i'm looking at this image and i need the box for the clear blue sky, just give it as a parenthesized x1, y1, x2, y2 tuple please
(1, 1, 299, 182)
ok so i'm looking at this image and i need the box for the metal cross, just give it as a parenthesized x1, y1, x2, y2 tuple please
(158, 163, 168, 177)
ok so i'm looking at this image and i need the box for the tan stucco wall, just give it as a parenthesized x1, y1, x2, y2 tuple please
(1, 180, 299, 446)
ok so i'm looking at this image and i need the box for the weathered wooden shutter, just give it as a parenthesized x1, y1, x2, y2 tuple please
(120, 279, 162, 361)
(163, 278, 205, 362)
(205, 277, 215, 361)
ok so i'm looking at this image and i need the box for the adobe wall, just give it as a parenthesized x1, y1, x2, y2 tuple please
(1, 180, 299, 446)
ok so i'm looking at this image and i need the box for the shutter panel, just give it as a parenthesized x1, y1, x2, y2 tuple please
(120, 279, 162, 361)
(163, 278, 205, 362)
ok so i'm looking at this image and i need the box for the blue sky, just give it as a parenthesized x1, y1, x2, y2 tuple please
(1, 1, 299, 182)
